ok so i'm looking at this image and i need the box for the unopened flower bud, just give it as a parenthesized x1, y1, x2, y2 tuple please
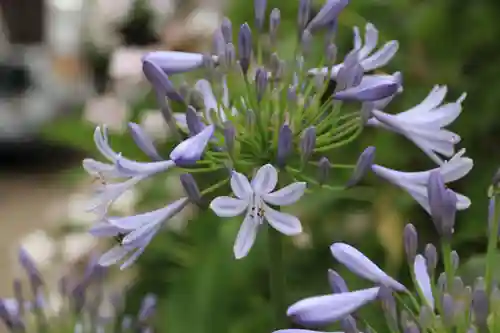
(238, 24, 253, 75)
(403, 223, 418, 264)
(472, 287, 489, 330)
(221, 17, 233, 43)
(297, 0, 311, 33)
(186, 106, 204, 136)
(138, 294, 157, 323)
(301, 30, 313, 57)
(328, 269, 348, 293)
(307, 0, 349, 32)
(254, 0, 267, 31)
(223, 121, 236, 154)
(223, 43, 236, 69)
(326, 43, 338, 66)
(300, 127, 316, 163)
(424, 243, 437, 276)
(346, 146, 375, 188)
(318, 156, 331, 185)
(438, 272, 447, 293)
(277, 124, 292, 168)
(213, 29, 225, 57)
(379, 285, 398, 332)
(180, 174, 202, 205)
(441, 293, 455, 328)
(269, 8, 281, 45)
(452, 276, 464, 297)
(418, 306, 433, 331)
(255, 68, 268, 102)
(270, 53, 284, 81)
(451, 250, 459, 271)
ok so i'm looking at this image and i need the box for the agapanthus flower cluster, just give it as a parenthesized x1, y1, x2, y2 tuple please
(83, 0, 471, 268)
(274, 173, 500, 333)
(0, 249, 157, 332)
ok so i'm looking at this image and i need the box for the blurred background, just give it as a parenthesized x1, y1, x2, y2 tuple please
(1, 0, 500, 332)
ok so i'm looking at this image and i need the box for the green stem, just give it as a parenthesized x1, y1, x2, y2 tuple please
(268, 224, 287, 329)
(485, 194, 500, 296)
(441, 241, 454, 293)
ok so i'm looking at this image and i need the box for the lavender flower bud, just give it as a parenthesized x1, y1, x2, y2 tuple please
(441, 293, 455, 328)
(255, 67, 268, 102)
(128, 122, 162, 161)
(254, 0, 267, 31)
(180, 174, 201, 204)
(424, 243, 438, 276)
(224, 43, 236, 69)
(18, 248, 43, 293)
(451, 250, 459, 271)
(270, 53, 284, 81)
(287, 85, 297, 103)
(326, 43, 338, 66)
(223, 121, 236, 154)
(121, 316, 133, 331)
(438, 272, 447, 293)
(403, 322, 420, 333)
(301, 30, 313, 56)
(328, 269, 348, 293)
(418, 306, 433, 331)
(488, 196, 500, 236)
(238, 23, 252, 75)
(138, 294, 157, 323)
(221, 17, 233, 43)
(403, 223, 418, 264)
(340, 315, 358, 333)
(472, 287, 488, 329)
(378, 286, 398, 332)
(270, 8, 280, 45)
(346, 146, 375, 188)
(300, 127, 316, 163)
(212, 29, 225, 57)
(277, 124, 292, 168)
(452, 277, 464, 297)
(307, 0, 349, 32)
(186, 106, 204, 136)
(318, 156, 331, 185)
(142, 60, 183, 102)
(428, 171, 457, 239)
(297, 0, 311, 33)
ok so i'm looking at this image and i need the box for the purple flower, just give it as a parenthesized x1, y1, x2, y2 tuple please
(306, 0, 349, 32)
(331, 243, 406, 291)
(90, 198, 188, 269)
(371, 149, 472, 214)
(210, 164, 306, 259)
(333, 73, 401, 102)
(367, 86, 466, 165)
(142, 51, 209, 74)
(287, 287, 380, 326)
(309, 22, 399, 79)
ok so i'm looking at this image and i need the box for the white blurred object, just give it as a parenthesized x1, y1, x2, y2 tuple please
(111, 188, 139, 215)
(109, 48, 147, 80)
(19, 231, 56, 268)
(67, 193, 99, 226)
(184, 6, 220, 37)
(83, 94, 130, 133)
(62, 233, 97, 263)
(47, 0, 86, 56)
(140, 109, 170, 141)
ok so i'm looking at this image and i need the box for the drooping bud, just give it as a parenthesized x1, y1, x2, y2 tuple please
(379, 286, 398, 332)
(180, 174, 202, 205)
(428, 171, 457, 239)
(128, 122, 162, 161)
(255, 67, 268, 102)
(297, 0, 311, 34)
(238, 23, 253, 75)
(269, 9, 281, 45)
(186, 106, 205, 136)
(403, 223, 418, 264)
(424, 243, 437, 276)
(318, 156, 331, 185)
(277, 124, 293, 168)
(346, 146, 375, 188)
(300, 127, 316, 163)
(142, 59, 183, 102)
(221, 17, 233, 43)
(223, 121, 236, 154)
(307, 0, 349, 32)
(328, 269, 348, 293)
(254, 0, 267, 31)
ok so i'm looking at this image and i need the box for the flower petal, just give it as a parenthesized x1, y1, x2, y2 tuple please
(234, 210, 260, 259)
(330, 243, 406, 291)
(263, 203, 302, 235)
(127, 122, 162, 161)
(334, 74, 400, 102)
(360, 40, 399, 71)
(169, 125, 215, 164)
(262, 182, 307, 206)
(414, 254, 434, 310)
(98, 246, 129, 267)
(142, 51, 205, 74)
(287, 287, 380, 326)
(230, 171, 253, 200)
(89, 222, 123, 237)
(210, 196, 248, 217)
(358, 23, 378, 60)
(252, 164, 278, 194)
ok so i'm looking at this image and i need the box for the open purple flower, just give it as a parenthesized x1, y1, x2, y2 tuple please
(210, 164, 306, 259)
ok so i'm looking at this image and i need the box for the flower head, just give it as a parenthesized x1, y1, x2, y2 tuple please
(210, 164, 306, 258)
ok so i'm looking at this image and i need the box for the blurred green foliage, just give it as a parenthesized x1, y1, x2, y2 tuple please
(42, 0, 500, 331)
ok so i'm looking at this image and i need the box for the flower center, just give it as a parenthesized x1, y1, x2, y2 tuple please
(249, 195, 265, 224)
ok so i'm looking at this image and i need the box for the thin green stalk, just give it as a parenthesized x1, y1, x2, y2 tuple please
(441, 242, 454, 294)
(268, 222, 287, 329)
(485, 193, 500, 295)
